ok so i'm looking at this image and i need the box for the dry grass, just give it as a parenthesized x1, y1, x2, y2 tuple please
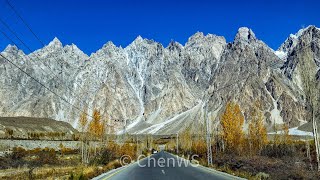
(0, 160, 122, 180)
(0, 140, 144, 179)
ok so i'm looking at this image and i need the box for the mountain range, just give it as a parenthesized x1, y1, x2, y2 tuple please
(0, 25, 319, 135)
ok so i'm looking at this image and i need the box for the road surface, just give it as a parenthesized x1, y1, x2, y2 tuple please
(93, 151, 245, 180)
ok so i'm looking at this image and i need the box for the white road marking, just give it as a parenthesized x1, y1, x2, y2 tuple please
(161, 170, 165, 174)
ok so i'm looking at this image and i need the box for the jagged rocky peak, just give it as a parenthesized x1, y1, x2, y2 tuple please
(235, 27, 256, 43)
(64, 43, 83, 53)
(166, 40, 182, 52)
(277, 25, 320, 58)
(185, 32, 226, 60)
(295, 25, 320, 43)
(133, 35, 144, 43)
(2, 45, 27, 59)
(0, 26, 318, 135)
(3, 44, 19, 53)
(63, 44, 89, 60)
(64, 43, 80, 51)
(102, 41, 117, 49)
(231, 27, 277, 61)
(167, 40, 183, 48)
(280, 25, 320, 82)
(47, 37, 63, 49)
(187, 31, 205, 42)
(94, 41, 120, 55)
(290, 25, 319, 39)
(129, 35, 158, 47)
(125, 35, 164, 59)
(186, 31, 226, 46)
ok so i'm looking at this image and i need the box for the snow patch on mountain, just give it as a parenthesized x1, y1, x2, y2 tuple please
(266, 86, 284, 124)
(137, 102, 202, 134)
(274, 50, 287, 59)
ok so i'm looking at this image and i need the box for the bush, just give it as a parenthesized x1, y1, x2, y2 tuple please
(255, 172, 270, 180)
(60, 147, 78, 155)
(96, 148, 117, 165)
(191, 140, 207, 157)
(261, 144, 294, 158)
(11, 147, 27, 160)
(35, 147, 58, 165)
(119, 143, 137, 160)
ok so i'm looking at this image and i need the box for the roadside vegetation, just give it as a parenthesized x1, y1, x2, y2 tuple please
(0, 108, 152, 180)
(2, 104, 319, 179)
(166, 101, 320, 179)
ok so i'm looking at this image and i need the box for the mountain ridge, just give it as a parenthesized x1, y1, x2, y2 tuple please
(0, 26, 319, 135)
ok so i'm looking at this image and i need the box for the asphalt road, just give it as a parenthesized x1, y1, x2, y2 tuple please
(94, 151, 244, 180)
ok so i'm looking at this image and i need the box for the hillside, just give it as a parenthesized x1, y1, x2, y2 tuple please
(0, 117, 77, 139)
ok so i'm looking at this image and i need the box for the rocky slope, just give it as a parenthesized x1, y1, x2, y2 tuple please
(0, 26, 319, 135)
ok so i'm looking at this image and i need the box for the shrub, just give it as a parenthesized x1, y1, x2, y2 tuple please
(11, 147, 27, 160)
(261, 144, 294, 158)
(35, 148, 58, 165)
(191, 140, 207, 157)
(255, 172, 270, 180)
(119, 143, 137, 160)
(96, 148, 117, 165)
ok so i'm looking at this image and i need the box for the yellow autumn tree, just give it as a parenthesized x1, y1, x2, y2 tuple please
(180, 127, 193, 154)
(248, 102, 268, 155)
(220, 102, 245, 154)
(79, 109, 88, 133)
(79, 109, 88, 164)
(88, 109, 103, 140)
(100, 118, 106, 142)
(282, 123, 292, 144)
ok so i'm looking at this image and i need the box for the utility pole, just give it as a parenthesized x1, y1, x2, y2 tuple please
(136, 135, 139, 157)
(122, 119, 128, 143)
(312, 104, 320, 171)
(176, 133, 179, 154)
(205, 103, 213, 166)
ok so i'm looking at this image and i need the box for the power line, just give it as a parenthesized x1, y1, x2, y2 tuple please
(4, 0, 90, 92)
(0, 18, 58, 78)
(0, 28, 117, 124)
(0, 21, 91, 116)
(0, 10, 117, 119)
(2, 0, 113, 119)
(0, 53, 94, 119)
(5, 0, 45, 46)
(0, 27, 92, 112)
(1, 0, 318, 132)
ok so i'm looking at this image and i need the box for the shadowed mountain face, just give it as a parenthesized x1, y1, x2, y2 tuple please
(0, 26, 319, 135)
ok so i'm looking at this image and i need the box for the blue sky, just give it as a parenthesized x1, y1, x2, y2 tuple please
(0, 0, 319, 54)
